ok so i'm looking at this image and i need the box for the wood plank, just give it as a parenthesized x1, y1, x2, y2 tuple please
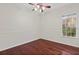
(0, 39, 79, 55)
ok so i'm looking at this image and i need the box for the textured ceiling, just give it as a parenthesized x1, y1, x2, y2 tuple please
(23, 3, 68, 13)
(0, 3, 69, 13)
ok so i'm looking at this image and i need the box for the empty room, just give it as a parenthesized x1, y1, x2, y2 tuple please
(0, 3, 79, 55)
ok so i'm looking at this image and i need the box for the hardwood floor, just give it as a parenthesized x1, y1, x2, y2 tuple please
(0, 39, 79, 55)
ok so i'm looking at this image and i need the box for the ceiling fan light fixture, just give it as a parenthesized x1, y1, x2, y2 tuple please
(34, 7, 38, 11)
(29, 3, 51, 13)
(42, 6, 46, 10)
(36, 5, 40, 9)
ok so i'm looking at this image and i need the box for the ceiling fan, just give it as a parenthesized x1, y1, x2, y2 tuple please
(29, 3, 51, 12)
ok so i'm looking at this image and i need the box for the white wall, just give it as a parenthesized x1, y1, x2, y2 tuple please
(41, 4, 79, 47)
(0, 3, 79, 51)
(0, 4, 40, 51)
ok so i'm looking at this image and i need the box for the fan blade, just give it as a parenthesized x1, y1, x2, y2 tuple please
(29, 3, 34, 5)
(45, 6, 51, 8)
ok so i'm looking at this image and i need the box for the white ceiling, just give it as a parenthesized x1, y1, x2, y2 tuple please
(23, 3, 68, 13)
(0, 3, 69, 13)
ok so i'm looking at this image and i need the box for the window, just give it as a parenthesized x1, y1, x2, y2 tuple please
(62, 13, 76, 37)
